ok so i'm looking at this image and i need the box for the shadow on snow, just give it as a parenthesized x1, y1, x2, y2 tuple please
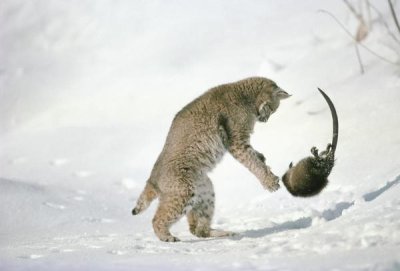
(238, 174, 400, 239)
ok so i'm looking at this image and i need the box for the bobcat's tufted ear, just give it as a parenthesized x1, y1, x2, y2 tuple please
(274, 88, 291, 100)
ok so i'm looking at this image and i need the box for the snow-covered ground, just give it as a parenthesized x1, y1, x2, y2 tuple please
(1, 1, 400, 270)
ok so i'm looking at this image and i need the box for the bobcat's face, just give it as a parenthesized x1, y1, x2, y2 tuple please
(257, 84, 290, 122)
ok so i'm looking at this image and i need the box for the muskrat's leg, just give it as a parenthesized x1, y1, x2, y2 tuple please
(320, 144, 333, 157)
(311, 146, 319, 157)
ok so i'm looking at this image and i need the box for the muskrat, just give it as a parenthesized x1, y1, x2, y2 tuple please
(282, 88, 338, 197)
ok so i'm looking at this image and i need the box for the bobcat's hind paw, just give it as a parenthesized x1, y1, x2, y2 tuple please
(160, 236, 180, 242)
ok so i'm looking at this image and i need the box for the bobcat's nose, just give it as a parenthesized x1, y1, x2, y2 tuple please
(275, 87, 291, 99)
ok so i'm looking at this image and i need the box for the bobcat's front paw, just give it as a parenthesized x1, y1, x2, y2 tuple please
(261, 173, 280, 192)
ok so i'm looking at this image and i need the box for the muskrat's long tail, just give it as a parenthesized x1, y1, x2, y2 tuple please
(318, 88, 339, 154)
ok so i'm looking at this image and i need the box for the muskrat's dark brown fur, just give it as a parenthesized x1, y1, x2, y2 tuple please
(282, 88, 338, 197)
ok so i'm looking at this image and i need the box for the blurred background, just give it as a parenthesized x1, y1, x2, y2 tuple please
(0, 0, 371, 132)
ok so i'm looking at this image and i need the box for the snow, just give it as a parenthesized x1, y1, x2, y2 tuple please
(1, 0, 400, 270)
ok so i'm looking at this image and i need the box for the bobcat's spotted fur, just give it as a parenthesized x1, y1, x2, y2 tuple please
(132, 77, 290, 242)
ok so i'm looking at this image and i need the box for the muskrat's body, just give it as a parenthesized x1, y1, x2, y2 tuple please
(282, 88, 338, 197)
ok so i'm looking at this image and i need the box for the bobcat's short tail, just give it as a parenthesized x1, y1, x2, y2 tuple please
(132, 182, 158, 215)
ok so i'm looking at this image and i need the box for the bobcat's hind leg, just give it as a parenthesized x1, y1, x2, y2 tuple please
(152, 189, 192, 242)
(187, 176, 235, 238)
(187, 206, 235, 238)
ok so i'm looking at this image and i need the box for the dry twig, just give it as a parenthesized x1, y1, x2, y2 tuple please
(369, 2, 400, 45)
(318, 9, 398, 66)
(388, 0, 400, 34)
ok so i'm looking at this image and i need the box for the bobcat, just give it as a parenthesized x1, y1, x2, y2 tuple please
(132, 77, 290, 242)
